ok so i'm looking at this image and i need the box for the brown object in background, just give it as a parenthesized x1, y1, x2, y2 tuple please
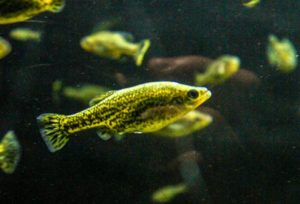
(114, 72, 128, 87)
(230, 69, 261, 89)
(148, 55, 261, 91)
(147, 55, 212, 82)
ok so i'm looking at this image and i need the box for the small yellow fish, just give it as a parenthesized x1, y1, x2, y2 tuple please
(153, 110, 212, 138)
(243, 0, 260, 8)
(152, 183, 187, 203)
(80, 31, 150, 66)
(195, 55, 240, 86)
(0, 0, 65, 24)
(9, 28, 42, 42)
(62, 84, 110, 105)
(37, 82, 211, 152)
(267, 34, 298, 73)
(0, 131, 21, 174)
(0, 36, 11, 60)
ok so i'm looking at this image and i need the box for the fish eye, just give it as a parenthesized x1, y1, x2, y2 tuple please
(187, 89, 199, 99)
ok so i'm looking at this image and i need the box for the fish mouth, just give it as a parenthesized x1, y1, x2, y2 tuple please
(196, 87, 211, 106)
(80, 38, 90, 50)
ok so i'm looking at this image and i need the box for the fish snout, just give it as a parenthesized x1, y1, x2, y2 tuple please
(198, 87, 211, 99)
(80, 37, 91, 51)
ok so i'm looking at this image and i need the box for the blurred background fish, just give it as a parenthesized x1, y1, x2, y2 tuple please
(242, 0, 261, 8)
(195, 55, 240, 86)
(153, 110, 213, 138)
(267, 34, 298, 73)
(0, 36, 11, 60)
(9, 28, 42, 42)
(52, 80, 110, 105)
(0, 0, 65, 24)
(80, 31, 150, 66)
(0, 131, 21, 174)
(152, 183, 187, 203)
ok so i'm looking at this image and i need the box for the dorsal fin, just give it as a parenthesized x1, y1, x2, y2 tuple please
(89, 91, 116, 106)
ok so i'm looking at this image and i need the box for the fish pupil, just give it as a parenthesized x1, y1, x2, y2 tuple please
(187, 89, 199, 99)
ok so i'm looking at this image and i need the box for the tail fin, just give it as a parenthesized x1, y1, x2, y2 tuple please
(0, 131, 21, 174)
(134, 39, 151, 66)
(48, 0, 65, 13)
(37, 113, 70, 152)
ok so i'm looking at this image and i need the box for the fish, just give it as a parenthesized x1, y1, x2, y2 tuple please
(195, 55, 240, 86)
(37, 81, 211, 152)
(0, 36, 11, 59)
(9, 28, 42, 41)
(152, 183, 187, 203)
(0, 131, 21, 174)
(0, 0, 65, 24)
(242, 0, 260, 8)
(153, 110, 212, 138)
(52, 81, 110, 105)
(267, 34, 298, 73)
(80, 31, 150, 66)
(62, 84, 110, 105)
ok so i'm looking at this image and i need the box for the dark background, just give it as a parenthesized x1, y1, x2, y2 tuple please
(0, 0, 299, 203)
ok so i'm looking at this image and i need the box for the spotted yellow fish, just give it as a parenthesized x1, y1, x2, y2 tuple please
(195, 55, 240, 86)
(153, 110, 212, 138)
(0, 131, 21, 174)
(0, 36, 11, 60)
(267, 34, 298, 73)
(37, 82, 211, 152)
(242, 0, 260, 8)
(0, 0, 65, 24)
(80, 31, 150, 66)
(9, 28, 42, 41)
(152, 183, 187, 203)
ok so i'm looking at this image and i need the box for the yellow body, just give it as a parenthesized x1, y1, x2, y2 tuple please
(243, 0, 260, 8)
(10, 28, 42, 42)
(267, 35, 298, 73)
(152, 183, 187, 203)
(195, 55, 240, 86)
(37, 81, 211, 152)
(153, 110, 212, 138)
(0, 37, 11, 60)
(80, 31, 150, 66)
(0, 131, 21, 174)
(0, 0, 65, 24)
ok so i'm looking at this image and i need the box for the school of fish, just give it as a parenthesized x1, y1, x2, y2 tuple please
(0, 2, 298, 204)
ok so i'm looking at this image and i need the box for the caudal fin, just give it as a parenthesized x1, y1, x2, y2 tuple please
(134, 39, 151, 66)
(48, 0, 65, 13)
(0, 131, 21, 174)
(37, 113, 70, 152)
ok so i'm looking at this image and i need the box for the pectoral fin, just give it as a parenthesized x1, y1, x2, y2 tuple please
(96, 130, 125, 142)
(96, 130, 113, 141)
